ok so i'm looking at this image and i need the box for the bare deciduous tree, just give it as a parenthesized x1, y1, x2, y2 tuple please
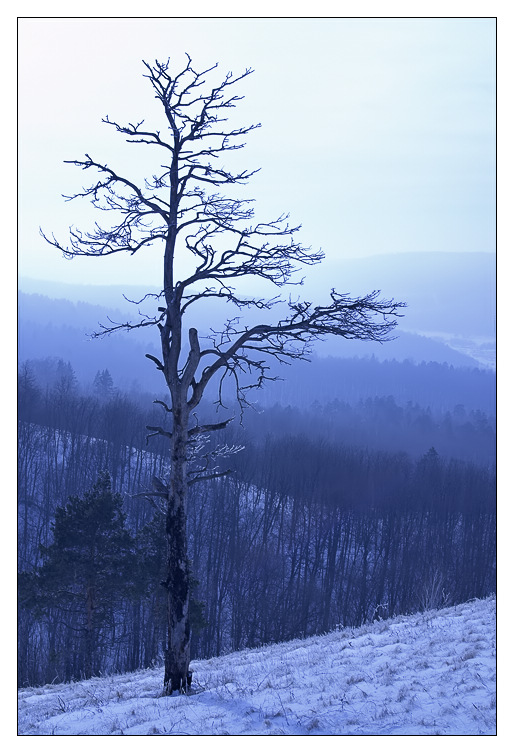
(42, 56, 404, 694)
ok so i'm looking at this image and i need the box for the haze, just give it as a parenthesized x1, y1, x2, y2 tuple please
(18, 17, 495, 288)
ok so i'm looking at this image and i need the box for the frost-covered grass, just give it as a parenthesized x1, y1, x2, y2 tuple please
(18, 596, 496, 735)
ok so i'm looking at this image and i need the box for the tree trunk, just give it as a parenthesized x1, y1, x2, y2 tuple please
(84, 585, 95, 680)
(163, 428, 192, 694)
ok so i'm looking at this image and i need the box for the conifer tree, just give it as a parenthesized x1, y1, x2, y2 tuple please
(30, 471, 136, 679)
(93, 369, 115, 400)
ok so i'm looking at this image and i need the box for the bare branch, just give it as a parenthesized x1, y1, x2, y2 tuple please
(187, 416, 234, 437)
(145, 353, 165, 371)
(154, 399, 172, 412)
(146, 425, 173, 440)
(187, 470, 232, 486)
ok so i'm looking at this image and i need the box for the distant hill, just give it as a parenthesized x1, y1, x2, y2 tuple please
(18, 278, 163, 313)
(17, 291, 484, 394)
(17, 292, 162, 393)
(301, 251, 496, 339)
(19, 251, 496, 338)
(19, 251, 495, 373)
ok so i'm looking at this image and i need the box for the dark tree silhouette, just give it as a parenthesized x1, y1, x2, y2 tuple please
(41, 56, 404, 693)
(93, 368, 115, 400)
(20, 471, 136, 680)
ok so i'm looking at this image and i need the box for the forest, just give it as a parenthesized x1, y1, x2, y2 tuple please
(17, 356, 496, 687)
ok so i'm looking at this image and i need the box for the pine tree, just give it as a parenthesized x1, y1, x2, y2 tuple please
(29, 471, 137, 679)
(18, 362, 41, 421)
(93, 369, 115, 400)
(54, 359, 78, 397)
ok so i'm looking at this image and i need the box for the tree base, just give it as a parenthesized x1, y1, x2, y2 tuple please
(163, 670, 193, 696)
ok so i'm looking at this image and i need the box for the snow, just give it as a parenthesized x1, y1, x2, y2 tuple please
(18, 596, 496, 735)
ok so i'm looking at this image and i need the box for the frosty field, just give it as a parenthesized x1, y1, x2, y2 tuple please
(18, 595, 496, 736)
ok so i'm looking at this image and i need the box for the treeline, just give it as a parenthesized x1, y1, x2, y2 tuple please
(239, 397, 495, 466)
(19, 325, 496, 417)
(18, 362, 496, 687)
(19, 357, 496, 466)
(259, 353, 496, 415)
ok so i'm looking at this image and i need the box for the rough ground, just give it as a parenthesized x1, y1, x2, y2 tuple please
(18, 596, 496, 735)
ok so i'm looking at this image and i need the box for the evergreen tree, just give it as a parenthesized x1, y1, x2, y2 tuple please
(93, 369, 115, 400)
(54, 359, 78, 397)
(25, 471, 137, 679)
(18, 363, 41, 421)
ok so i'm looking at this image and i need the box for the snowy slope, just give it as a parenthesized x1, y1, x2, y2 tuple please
(18, 596, 496, 736)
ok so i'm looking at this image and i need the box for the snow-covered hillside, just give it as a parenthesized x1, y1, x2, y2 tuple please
(18, 596, 496, 736)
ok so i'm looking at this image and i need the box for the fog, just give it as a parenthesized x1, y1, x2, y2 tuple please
(18, 248, 495, 467)
(18, 19, 495, 287)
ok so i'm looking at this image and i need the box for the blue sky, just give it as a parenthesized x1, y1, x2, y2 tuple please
(18, 17, 496, 287)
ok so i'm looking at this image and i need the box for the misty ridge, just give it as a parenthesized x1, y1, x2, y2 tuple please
(18, 251, 495, 466)
(19, 250, 496, 370)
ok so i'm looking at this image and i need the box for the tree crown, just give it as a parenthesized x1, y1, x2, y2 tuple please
(41, 56, 404, 414)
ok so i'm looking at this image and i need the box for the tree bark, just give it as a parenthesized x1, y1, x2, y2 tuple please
(85, 585, 95, 680)
(163, 425, 191, 694)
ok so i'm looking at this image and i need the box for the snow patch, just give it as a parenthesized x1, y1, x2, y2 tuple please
(18, 596, 496, 736)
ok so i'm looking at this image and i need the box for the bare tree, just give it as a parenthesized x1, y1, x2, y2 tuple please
(42, 56, 404, 694)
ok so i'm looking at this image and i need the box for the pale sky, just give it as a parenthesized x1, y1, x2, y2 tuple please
(18, 17, 496, 287)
